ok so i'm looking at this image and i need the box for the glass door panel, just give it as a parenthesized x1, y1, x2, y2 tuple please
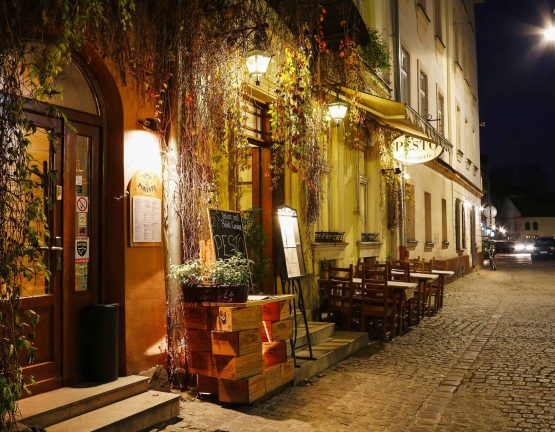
(21, 126, 60, 298)
(75, 134, 91, 292)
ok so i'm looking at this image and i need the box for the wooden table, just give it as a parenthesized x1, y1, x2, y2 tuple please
(352, 278, 418, 335)
(430, 270, 454, 309)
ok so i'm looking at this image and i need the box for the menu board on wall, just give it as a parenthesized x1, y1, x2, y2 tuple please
(277, 206, 306, 279)
(129, 170, 163, 247)
(208, 209, 247, 260)
(132, 196, 162, 243)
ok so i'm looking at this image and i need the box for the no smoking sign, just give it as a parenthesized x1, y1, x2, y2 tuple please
(76, 196, 89, 213)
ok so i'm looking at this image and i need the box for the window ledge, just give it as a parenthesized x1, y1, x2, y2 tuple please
(434, 35, 446, 49)
(416, 4, 431, 23)
(424, 241, 435, 248)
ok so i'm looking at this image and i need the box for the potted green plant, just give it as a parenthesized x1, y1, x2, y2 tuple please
(169, 254, 253, 303)
(319, 258, 330, 280)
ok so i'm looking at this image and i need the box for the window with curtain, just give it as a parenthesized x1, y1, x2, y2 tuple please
(442, 198, 448, 243)
(434, 0, 443, 41)
(455, 199, 461, 250)
(437, 92, 445, 136)
(419, 70, 428, 119)
(424, 192, 432, 243)
(401, 48, 410, 105)
(406, 183, 416, 241)
(462, 205, 467, 249)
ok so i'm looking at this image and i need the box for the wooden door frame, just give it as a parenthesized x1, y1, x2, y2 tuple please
(24, 47, 127, 383)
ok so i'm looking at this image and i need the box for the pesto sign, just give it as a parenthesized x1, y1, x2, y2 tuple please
(208, 209, 247, 260)
(392, 135, 443, 164)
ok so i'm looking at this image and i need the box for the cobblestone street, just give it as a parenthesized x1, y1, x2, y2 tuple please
(159, 258, 555, 431)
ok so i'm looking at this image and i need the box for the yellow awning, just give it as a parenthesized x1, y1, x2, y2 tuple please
(340, 87, 453, 151)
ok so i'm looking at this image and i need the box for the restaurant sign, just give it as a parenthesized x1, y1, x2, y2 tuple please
(392, 135, 443, 164)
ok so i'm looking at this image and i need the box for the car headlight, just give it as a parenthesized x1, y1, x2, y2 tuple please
(515, 243, 524, 251)
(525, 244, 534, 251)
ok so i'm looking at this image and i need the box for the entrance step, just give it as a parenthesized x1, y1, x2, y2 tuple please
(19, 375, 149, 429)
(293, 330, 368, 384)
(47, 390, 180, 432)
(287, 321, 335, 356)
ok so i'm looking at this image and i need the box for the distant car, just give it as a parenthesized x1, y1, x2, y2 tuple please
(514, 241, 534, 253)
(531, 237, 555, 260)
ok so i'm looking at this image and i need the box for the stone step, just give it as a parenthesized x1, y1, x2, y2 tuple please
(47, 390, 180, 432)
(293, 331, 368, 383)
(287, 321, 336, 356)
(19, 375, 150, 429)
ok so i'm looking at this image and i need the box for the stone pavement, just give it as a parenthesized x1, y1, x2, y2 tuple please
(155, 259, 555, 431)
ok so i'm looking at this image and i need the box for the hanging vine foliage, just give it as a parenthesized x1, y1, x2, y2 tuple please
(1, 0, 393, 420)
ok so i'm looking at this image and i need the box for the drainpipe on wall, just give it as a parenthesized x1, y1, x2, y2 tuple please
(392, 0, 401, 102)
(391, 0, 407, 258)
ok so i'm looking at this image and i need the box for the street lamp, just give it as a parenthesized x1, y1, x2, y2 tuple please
(246, 49, 272, 85)
(245, 25, 272, 86)
(545, 9, 555, 41)
(327, 93, 348, 126)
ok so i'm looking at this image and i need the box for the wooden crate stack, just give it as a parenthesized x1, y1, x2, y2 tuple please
(185, 299, 295, 404)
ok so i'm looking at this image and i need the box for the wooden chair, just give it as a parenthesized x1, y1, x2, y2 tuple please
(359, 268, 396, 340)
(357, 261, 390, 279)
(329, 265, 354, 281)
(389, 260, 409, 281)
(427, 259, 449, 312)
(324, 265, 356, 329)
(387, 260, 416, 330)
(408, 257, 426, 272)
(326, 278, 356, 330)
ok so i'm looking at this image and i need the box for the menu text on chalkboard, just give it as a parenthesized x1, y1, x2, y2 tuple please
(208, 209, 247, 260)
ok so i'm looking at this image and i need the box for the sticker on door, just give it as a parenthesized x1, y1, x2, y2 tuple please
(75, 237, 89, 262)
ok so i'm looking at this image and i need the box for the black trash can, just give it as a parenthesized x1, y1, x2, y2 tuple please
(87, 303, 119, 383)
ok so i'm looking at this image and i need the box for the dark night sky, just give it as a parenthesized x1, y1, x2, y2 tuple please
(475, 0, 555, 193)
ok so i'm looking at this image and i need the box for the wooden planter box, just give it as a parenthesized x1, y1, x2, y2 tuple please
(211, 328, 261, 356)
(211, 306, 262, 332)
(262, 318, 293, 342)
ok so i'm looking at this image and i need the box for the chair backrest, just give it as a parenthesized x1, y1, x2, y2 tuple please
(327, 278, 354, 308)
(361, 272, 388, 307)
(329, 265, 353, 282)
(408, 257, 426, 272)
(389, 260, 409, 282)
(358, 262, 390, 281)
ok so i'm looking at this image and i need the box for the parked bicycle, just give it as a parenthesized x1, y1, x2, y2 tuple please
(488, 242, 497, 271)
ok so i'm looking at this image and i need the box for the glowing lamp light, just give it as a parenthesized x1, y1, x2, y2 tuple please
(545, 26, 555, 41)
(327, 94, 348, 126)
(245, 50, 272, 86)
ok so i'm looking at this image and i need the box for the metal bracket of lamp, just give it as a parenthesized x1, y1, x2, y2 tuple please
(138, 117, 160, 132)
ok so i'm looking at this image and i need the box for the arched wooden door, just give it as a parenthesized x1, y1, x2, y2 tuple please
(21, 60, 104, 393)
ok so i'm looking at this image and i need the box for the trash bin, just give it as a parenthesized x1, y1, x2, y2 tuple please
(87, 303, 119, 382)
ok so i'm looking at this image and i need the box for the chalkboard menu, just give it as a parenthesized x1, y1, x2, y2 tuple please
(277, 206, 306, 279)
(208, 209, 248, 260)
